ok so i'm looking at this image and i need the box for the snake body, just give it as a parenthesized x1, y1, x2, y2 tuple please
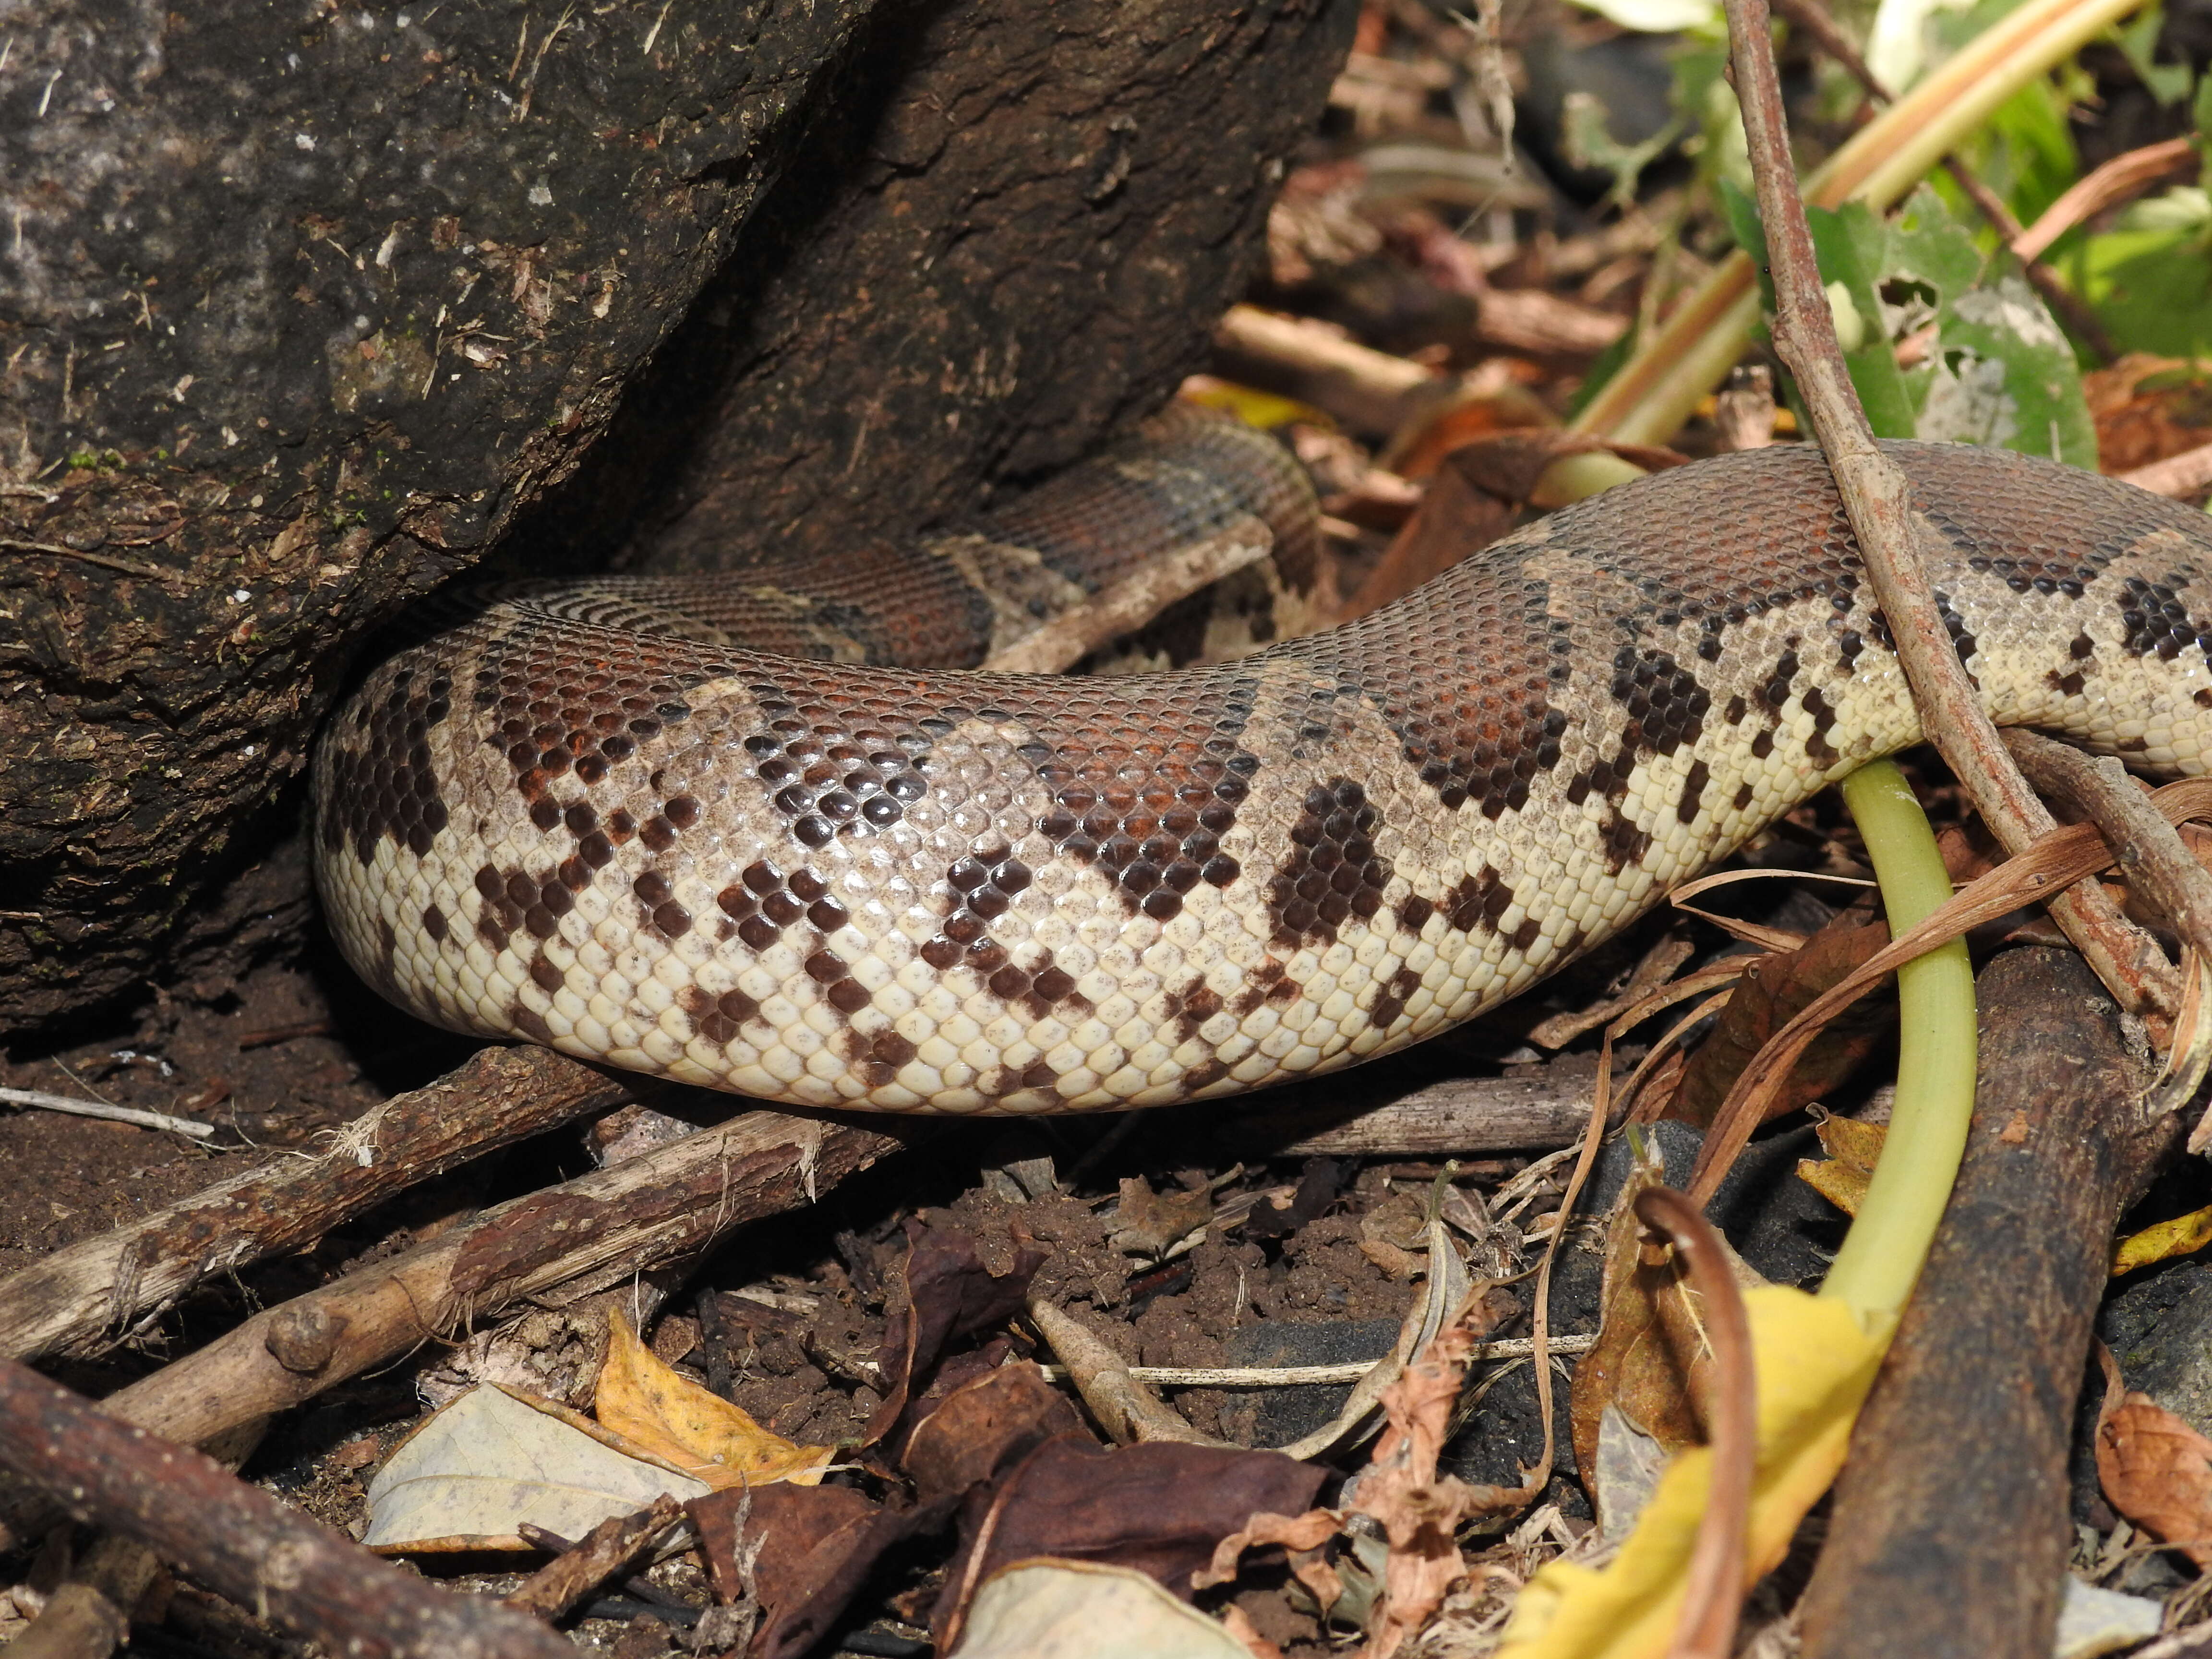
(315, 412, 2212, 1114)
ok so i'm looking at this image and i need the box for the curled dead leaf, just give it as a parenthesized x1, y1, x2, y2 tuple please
(2096, 1347, 2212, 1568)
(595, 1309, 832, 1489)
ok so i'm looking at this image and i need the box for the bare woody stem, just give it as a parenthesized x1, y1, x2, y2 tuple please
(0, 1356, 577, 1659)
(1717, 0, 2178, 1022)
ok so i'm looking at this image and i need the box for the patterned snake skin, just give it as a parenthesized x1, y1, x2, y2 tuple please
(315, 409, 2212, 1114)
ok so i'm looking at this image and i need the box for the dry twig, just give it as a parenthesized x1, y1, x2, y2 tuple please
(2014, 136, 2200, 262)
(0, 1356, 576, 1659)
(504, 1495, 687, 1622)
(1694, 0, 2175, 1203)
(0, 1046, 638, 1362)
(0, 1108, 914, 1553)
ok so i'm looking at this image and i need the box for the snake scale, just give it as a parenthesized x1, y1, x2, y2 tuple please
(314, 407, 2212, 1115)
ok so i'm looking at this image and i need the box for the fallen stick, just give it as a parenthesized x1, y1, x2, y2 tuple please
(505, 1496, 686, 1622)
(0, 1086, 214, 1139)
(1205, 1067, 1595, 1157)
(2121, 438, 2212, 502)
(1210, 304, 1452, 438)
(0, 1045, 640, 1363)
(0, 1355, 577, 1659)
(0, 1107, 915, 1554)
(1797, 947, 2182, 1659)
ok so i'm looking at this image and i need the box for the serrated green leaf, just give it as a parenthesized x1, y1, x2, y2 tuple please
(1718, 183, 2093, 466)
(1928, 277, 2098, 463)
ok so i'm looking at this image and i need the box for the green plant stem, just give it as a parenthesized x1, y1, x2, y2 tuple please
(1819, 761, 1979, 1322)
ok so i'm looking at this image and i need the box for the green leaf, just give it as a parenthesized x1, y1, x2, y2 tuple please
(2071, 224, 2212, 359)
(1717, 184, 2095, 467)
(1807, 202, 1921, 440)
(2108, 3, 2196, 108)
(1892, 189, 2096, 465)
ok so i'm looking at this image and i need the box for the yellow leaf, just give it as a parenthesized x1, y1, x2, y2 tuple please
(593, 1309, 833, 1490)
(2114, 1203, 2212, 1276)
(1795, 1117, 1887, 1219)
(1497, 1287, 1891, 1659)
(1178, 379, 1329, 431)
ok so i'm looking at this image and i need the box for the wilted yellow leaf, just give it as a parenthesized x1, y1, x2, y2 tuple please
(594, 1309, 832, 1489)
(2113, 1203, 2212, 1276)
(1795, 1116, 1887, 1218)
(1498, 1287, 1890, 1659)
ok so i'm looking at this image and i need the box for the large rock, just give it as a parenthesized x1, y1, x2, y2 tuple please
(0, 0, 1357, 1030)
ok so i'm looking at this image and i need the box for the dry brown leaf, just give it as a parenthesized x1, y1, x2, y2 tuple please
(1671, 912, 1892, 1130)
(2086, 353, 2212, 474)
(1351, 1310, 1528, 1659)
(594, 1309, 832, 1490)
(930, 1437, 1329, 1649)
(1194, 1508, 1348, 1613)
(2098, 1366, 2212, 1568)
(1569, 1153, 1769, 1480)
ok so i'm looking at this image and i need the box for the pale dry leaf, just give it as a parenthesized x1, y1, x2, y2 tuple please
(950, 1560, 1254, 1659)
(362, 1383, 709, 1553)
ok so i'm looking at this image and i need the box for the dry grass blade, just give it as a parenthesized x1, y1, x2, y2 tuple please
(1614, 983, 1742, 1124)
(1690, 777, 2212, 1202)
(1632, 1188, 1757, 1659)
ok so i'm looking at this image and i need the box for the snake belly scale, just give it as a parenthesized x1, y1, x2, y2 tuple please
(315, 412, 2212, 1114)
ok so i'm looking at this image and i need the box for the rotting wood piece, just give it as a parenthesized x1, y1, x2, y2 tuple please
(0, 1109, 915, 1555)
(1797, 946, 2181, 1659)
(0, 1356, 577, 1659)
(0, 1046, 640, 1364)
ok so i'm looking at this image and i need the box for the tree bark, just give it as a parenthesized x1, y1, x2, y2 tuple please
(0, 0, 1356, 1032)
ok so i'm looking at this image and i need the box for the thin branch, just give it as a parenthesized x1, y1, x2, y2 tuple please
(0, 1046, 637, 1363)
(0, 1086, 212, 1139)
(0, 1108, 915, 1553)
(1635, 1187, 1756, 1659)
(504, 1495, 686, 1622)
(1719, 0, 2178, 1041)
(1768, 0, 2115, 360)
(0, 1356, 577, 1659)
(2014, 136, 2200, 262)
